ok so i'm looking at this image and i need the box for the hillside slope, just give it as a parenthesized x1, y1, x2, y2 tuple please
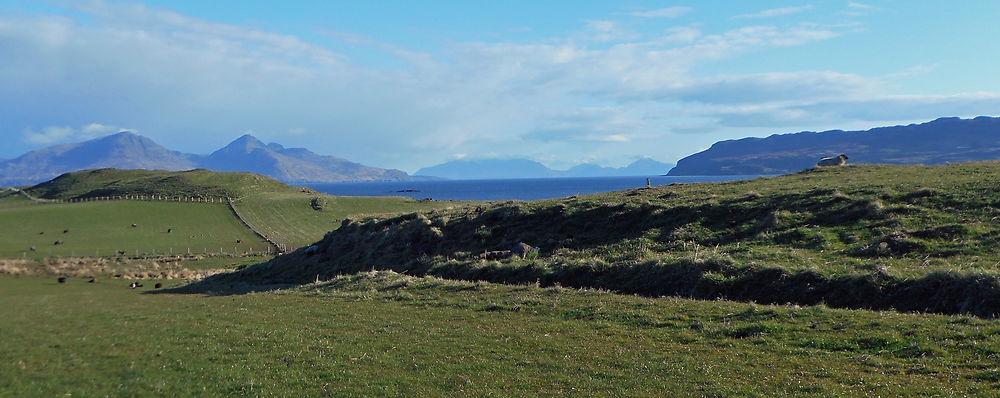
(668, 116, 1000, 175)
(206, 161, 1000, 317)
(19, 168, 459, 252)
(26, 168, 291, 200)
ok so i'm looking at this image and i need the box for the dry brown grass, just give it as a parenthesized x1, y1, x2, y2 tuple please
(0, 257, 229, 280)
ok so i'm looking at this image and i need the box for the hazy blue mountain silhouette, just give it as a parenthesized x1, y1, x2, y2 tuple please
(668, 116, 1000, 176)
(415, 157, 674, 179)
(201, 134, 409, 183)
(0, 132, 409, 186)
(0, 132, 198, 186)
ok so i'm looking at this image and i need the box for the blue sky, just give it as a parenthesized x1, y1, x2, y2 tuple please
(2, 1, 999, 172)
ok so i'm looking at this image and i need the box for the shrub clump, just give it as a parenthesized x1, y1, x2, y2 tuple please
(310, 197, 328, 211)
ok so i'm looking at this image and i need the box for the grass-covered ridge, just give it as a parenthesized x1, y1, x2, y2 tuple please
(208, 161, 1000, 317)
(27, 168, 291, 200)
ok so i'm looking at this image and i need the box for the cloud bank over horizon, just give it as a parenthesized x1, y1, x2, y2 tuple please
(2, 1, 998, 172)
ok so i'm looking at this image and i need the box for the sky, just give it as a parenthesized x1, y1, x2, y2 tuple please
(2, 0, 1000, 173)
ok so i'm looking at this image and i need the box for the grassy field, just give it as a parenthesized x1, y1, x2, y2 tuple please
(234, 191, 464, 249)
(1, 272, 998, 396)
(9, 164, 1000, 394)
(6, 168, 463, 255)
(0, 200, 270, 259)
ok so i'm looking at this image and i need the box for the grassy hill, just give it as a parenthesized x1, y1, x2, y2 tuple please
(27, 168, 290, 200)
(209, 161, 1000, 317)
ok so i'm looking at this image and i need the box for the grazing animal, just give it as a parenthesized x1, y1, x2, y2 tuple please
(236, 239, 242, 243)
(154, 283, 163, 289)
(39, 231, 44, 235)
(88, 278, 96, 283)
(29, 246, 36, 251)
(131, 223, 137, 227)
(167, 228, 171, 233)
(129, 282, 143, 289)
(63, 229, 69, 234)
(57, 276, 67, 283)
(117, 250, 127, 255)
(53, 240, 63, 245)
(816, 154, 848, 167)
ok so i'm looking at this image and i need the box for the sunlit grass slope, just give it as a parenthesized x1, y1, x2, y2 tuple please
(0, 200, 269, 258)
(1, 272, 998, 396)
(234, 191, 464, 249)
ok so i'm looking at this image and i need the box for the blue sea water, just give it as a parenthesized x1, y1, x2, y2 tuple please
(308, 175, 765, 201)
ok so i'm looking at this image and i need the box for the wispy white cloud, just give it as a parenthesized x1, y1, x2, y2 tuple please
(22, 126, 77, 145)
(849, 1, 874, 10)
(1, 0, 994, 171)
(733, 5, 814, 19)
(22, 123, 128, 145)
(840, 1, 883, 16)
(629, 7, 693, 18)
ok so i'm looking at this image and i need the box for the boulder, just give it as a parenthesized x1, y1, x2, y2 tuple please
(511, 242, 538, 258)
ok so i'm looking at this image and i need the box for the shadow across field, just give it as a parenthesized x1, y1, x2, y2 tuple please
(167, 251, 1000, 317)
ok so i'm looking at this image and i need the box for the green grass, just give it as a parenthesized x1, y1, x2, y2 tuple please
(26, 168, 291, 200)
(2, 272, 999, 396)
(221, 161, 1000, 317)
(0, 201, 270, 259)
(11, 168, 468, 253)
(234, 191, 464, 249)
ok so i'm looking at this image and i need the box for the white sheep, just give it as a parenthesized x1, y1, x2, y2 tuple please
(816, 154, 848, 167)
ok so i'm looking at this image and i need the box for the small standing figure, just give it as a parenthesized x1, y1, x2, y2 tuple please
(646, 178, 652, 189)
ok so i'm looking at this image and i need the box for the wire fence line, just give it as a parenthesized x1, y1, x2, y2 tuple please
(7, 189, 292, 256)
(225, 197, 289, 254)
(8, 188, 231, 205)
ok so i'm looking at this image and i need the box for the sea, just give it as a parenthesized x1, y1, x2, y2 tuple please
(307, 175, 766, 201)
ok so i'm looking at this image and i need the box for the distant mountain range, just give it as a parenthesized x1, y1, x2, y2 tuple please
(668, 116, 1000, 176)
(0, 132, 409, 186)
(415, 157, 675, 180)
(200, 134, 408, 183)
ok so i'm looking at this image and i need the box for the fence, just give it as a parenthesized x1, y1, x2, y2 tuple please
(9, 189, 292, 256)
(8, 187, 232, 205)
